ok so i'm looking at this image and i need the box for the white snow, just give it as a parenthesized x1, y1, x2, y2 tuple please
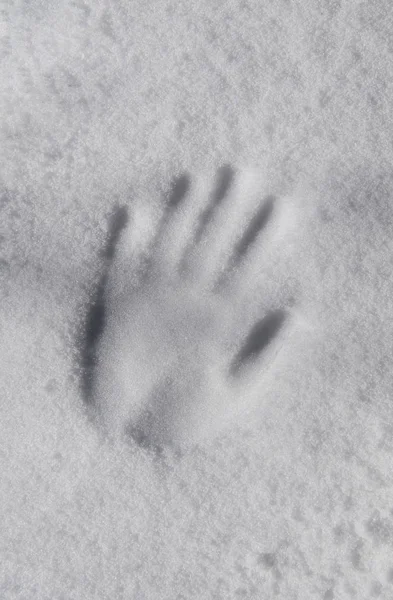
(2, 1, 393, 598)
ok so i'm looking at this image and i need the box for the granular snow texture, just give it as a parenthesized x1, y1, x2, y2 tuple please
(2, 1, 393, 599)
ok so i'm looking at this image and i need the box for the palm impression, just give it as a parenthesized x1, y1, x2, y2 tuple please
(83, 166, 304, 452)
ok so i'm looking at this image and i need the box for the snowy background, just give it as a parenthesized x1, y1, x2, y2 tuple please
(2, 1, 393, 598)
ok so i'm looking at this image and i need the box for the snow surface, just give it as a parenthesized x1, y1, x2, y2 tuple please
(2, 1, 393, 598)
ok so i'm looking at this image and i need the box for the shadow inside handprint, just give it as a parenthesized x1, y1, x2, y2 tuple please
(229, 308, 287, 377)
(80, 205, 129, 403)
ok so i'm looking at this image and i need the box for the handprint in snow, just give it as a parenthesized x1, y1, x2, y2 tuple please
(82, 166, 304, 452)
